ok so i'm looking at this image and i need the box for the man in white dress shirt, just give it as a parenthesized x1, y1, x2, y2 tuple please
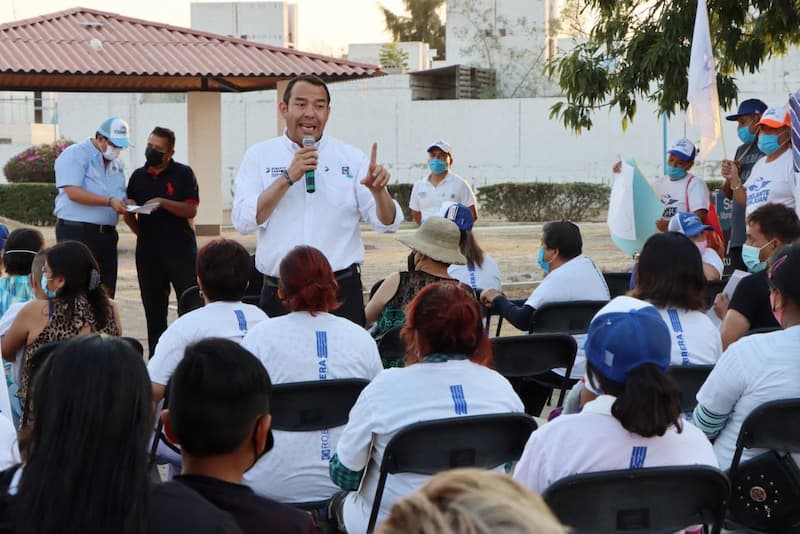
(232, 75, 402, 326)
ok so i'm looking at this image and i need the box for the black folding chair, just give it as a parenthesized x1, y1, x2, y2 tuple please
(270, 379, 369, 511)
(148, 390, 181, 470)
(485, 298, 526, 336)
(368, 278, 385, 300)
(603, 271, 633, 298)
(727, 398, 800, 531)
(667, 364, 714, 413)
(491, 334, 577, 408)
(705, 279, 727, 308)
(377, 326, 405, 368)
(177, 285, 204, 317)
(543, 466, 730, 534)
(530, 300, 608, 335)
(366, 413, 537, 532)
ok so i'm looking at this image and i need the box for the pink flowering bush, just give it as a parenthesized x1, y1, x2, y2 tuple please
(3, 139, 74, 183)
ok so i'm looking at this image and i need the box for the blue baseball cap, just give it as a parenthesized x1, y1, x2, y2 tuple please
(585, 300, 671, 384)
(97, 117, 132, 148)
(668, 212, 713, 237)
(725, 99, 768, 121)
(667, 138, 696, 162)
(441, 202, 474, 231)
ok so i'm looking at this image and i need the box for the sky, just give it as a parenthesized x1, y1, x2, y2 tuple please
(0, 0, 409, 56)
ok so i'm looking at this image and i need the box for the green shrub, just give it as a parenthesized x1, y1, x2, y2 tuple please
(0, 183, 57, 225)
(477, 182, 610, 222)
(3, 139, 74, 183)
(388, 183, 413, 221)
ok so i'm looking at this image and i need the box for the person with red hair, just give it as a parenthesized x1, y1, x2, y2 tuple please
(242, 245, 383, 505)
(327, 283, 524, 533)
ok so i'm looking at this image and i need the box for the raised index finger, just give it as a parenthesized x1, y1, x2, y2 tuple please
(370, 142, 378, 168)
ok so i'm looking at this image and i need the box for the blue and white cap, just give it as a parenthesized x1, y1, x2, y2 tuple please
(668, 212, 713, 237)
(427, 140, 452, 157)
(441, 202, 474, 232)
(667, 138, 696, 162)
(97, 117, 132, 148)
(585, 297, 671, 384)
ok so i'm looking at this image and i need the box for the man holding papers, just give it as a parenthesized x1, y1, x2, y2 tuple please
(125, 126, 200, 356)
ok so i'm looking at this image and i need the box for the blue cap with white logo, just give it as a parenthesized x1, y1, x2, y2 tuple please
(441, 202, 474, 232)
(667, 138, 696, 162)
(585, 303, 671, 384)
(668, 212, 713, 237)
(97, 117, 132, 148)
(725, 99, 768, 121)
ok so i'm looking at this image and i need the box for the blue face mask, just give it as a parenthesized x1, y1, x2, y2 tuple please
(741, 241, 772, 273)
(40, 273, 56, 299)
(757, 133, 782, 155)
(428, 158, 447, 174)
(737, 126, 756, 144)
(665, 164, 687, 181)
(537, 246, 551, 274)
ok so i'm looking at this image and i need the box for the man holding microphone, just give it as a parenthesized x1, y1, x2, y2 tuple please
(232, 75, 402, 326)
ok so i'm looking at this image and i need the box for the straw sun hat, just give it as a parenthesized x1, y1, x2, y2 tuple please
(397, 216, 466, 265)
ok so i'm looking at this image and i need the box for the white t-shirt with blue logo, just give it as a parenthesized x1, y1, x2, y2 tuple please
(744, 150, 795, 217)
(513, 395, 718, 494)
(651, 173, 710, 219)
(336, 360, 523, 533)
(241, 311, 383, 503)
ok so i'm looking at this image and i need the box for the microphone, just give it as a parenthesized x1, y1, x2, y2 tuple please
(302, 135, 316, 193)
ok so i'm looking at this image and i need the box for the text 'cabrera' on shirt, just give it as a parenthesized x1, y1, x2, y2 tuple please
(231, 134, 403, 277)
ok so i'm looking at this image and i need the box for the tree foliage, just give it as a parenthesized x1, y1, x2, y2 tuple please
(380, 0, 446, 59)
(379, 43, 410, 71)
(549, 0, 800, 132)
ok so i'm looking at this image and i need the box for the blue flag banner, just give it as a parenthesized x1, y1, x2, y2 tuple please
(608, 157, 663, 256)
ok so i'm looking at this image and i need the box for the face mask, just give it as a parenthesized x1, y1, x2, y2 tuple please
(741, 241, 772, 273)
(737, 126, 756, 144)
(537, 246, 551, 274)
(695, 241, 708, 255)
(249, 416, 272, 469)
(757, 133, 782, 155)
(103, 145, 121, 161)
(428, 158, 447, 174)
(145, 147, 165, 167)
(40, 274, 56, 299)
(665, 164, 687, 181)
(769, 290, 783, 327)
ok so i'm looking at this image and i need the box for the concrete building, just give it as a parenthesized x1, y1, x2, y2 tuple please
(190, 1, 297, 48)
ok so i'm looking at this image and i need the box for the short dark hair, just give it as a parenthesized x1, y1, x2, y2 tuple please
(150, 126, 175, 151)
(587, 362, 682, 437)
(631, 232, 707, 310)
(3, 228, 44, 275)
(282, 75, 331, 105)
(168, 338, 271, 457)
(196, 239, 251, 302)
(746, 203, 800, 243)
(542, 221, 582, 260)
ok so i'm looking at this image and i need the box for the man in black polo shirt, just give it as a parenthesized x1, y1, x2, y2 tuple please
(125, 126, 199, 356)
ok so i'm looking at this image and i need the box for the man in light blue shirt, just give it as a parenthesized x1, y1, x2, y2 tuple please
(54, 117, 131, 297)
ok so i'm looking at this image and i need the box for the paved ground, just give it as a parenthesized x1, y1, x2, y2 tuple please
(5, 219, 632, 358)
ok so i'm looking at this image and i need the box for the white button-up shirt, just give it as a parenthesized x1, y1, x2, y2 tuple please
(232, 134, 403, 276)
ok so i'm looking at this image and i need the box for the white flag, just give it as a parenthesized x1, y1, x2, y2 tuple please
(686, 0, 721, 160)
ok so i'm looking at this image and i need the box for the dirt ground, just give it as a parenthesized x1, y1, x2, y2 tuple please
(4, 218, 633, 357)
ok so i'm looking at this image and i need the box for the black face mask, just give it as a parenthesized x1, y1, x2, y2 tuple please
(145, 147, 165, 167)
(250, 415, 273, 469)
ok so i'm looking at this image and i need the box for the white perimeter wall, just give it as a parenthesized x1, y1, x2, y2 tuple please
(43, 47, 800, 210)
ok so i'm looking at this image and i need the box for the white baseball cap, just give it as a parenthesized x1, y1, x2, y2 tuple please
(97, 117, 133, 148)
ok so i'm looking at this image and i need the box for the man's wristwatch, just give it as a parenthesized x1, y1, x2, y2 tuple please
(282, 170, 294, 186)
(107, 196, 113, 206)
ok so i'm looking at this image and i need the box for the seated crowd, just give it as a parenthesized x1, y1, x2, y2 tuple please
(0, 201, 797, 533)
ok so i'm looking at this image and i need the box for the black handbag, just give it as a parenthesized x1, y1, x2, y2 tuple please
(729, 450, 800, 531)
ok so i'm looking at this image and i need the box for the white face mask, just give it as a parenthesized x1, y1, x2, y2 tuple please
(103, 145, 121, 161)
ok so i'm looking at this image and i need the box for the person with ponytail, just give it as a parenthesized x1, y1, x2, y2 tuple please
(441, 203, 502, 292)
(241, 245, 382, 505)
(514, 301, 717, 494)
(327, 283, 523, 533)
(2, 241, 122, 399)
(694, 242, 800, 469)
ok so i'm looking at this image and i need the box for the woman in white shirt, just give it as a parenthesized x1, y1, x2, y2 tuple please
(694, 243, 800, 469)
(242, 245, 383, 503)
(514, 304, 717, 494)
(441, 202, 502, 291)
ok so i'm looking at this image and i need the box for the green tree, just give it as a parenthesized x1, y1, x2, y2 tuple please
(379, 42, 410, 71)
(381, 0, 446, 59)
(548, 0, 800, 132)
